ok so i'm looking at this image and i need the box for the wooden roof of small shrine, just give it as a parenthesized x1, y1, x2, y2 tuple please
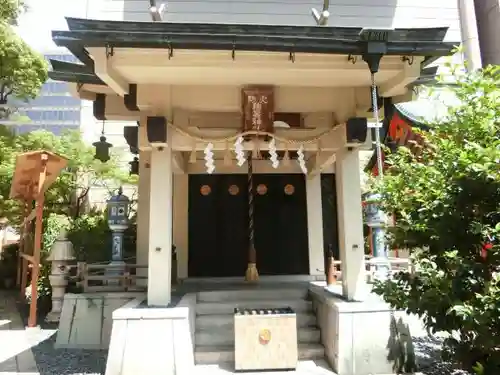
(9, 151, 68, 201)
(48, 17, 456, 85)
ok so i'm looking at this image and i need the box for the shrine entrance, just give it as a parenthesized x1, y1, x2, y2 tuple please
(188, 174, 309, 277)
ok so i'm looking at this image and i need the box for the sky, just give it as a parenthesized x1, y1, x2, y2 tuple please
(15, 0, 89, 52)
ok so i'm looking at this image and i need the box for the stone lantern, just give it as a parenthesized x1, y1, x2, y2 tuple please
(363, 192, 386, 227)
(363, 192, 389, 279)
(45, 227, 74, 323)
(106, 188, 130, 282)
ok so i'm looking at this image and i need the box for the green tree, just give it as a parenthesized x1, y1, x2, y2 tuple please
(0, 127, 136, 224)
(371, 65, 500, 373)
(0, 0, 47, 119)
(1, 0, 27, 25)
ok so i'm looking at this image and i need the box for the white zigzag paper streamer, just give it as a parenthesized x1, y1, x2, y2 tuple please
(234, 136, 246, 167)
(204, 143, 215, 174)
(269, 137, 279, 169)
(297, 145, 307, 174)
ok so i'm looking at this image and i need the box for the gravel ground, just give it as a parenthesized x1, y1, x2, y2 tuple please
(28, 332, 473, 375)
(413, 336, 472, 375)
(31, 333, 108, 375)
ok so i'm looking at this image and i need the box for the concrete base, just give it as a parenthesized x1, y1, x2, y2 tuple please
(309, 283, 427, 375)
(105, 294, 196, 375)
(56, 292, 145, 349)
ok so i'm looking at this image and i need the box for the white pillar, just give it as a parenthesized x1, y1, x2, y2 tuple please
(147, 145, 173, 306)
(136, 151, 151, 287)
(173, 174, 189, 280)
(306, 174, 325, 277)
(335, 150, 366, 301)
(458, 0, 482, 71)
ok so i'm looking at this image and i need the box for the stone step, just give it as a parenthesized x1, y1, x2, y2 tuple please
(195, 343, 325, 364)
(196, 300, 312, 315)
(196, 312, 318, 330)
(196, 326, 321, 346)
(197, 288, 309, 303)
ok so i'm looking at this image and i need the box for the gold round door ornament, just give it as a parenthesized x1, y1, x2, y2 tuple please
(258, 329, 271, 345)
(228, 184, 239, 195)
(257, 184, 268, 195)
(200, 185, 211, 196)
(284, 184, 295, 195)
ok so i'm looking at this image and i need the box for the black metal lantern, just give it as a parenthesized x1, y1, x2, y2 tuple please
(93, 136, 113, 162)
(129, 157, 139, 176)
(93, 120, 113, 162)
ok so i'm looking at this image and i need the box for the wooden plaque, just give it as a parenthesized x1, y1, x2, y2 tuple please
(241, 86, 275, 133)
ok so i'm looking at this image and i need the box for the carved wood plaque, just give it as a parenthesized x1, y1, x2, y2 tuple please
(241, 86, 275, 134)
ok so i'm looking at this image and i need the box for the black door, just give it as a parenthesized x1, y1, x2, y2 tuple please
(321, 174, 340, 270)
(188, 174, 248, 277)
(188, 174, 310, 277)
(254, 174, 309, 275)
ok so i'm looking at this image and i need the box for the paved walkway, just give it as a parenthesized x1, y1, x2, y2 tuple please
(0, 291, 44, 375)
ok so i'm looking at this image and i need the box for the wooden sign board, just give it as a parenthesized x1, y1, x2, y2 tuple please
(241, 86, 275, 133)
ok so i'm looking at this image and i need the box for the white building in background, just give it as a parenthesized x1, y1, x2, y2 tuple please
(4, 52, 81, 134)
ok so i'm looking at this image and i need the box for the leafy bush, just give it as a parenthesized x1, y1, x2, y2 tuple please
(371, 65, 500, 373)
(68, 212, 111, 263)
(67, 210, 137, 263)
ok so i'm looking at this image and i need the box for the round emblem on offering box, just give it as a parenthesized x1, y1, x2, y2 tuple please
(228, 184, 239, 195)
(200, 185, 211, 196)
(284, 184, 295, 195)
(257, 184, 267, 195)
(258, 329, 271, 345)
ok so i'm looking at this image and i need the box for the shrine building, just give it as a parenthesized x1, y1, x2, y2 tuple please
(48, 3, 462, 373)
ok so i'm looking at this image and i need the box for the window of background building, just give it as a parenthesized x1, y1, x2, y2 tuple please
(10, 53, 82, 136)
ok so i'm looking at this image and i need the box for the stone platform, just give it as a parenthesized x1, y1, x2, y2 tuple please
(55, 278, 430, 375)
(310, 282, 428, 375)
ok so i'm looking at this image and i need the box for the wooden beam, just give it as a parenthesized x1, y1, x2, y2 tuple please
(172, 152, 187, 174)
(187, 160, 311, 174)
(172, 109, 336, 129)
(306, 152, 337, 178)
(68, 83, 97, 101)
(19, 252, 35, 264)
(21, 208, 36, 226)
(379, 57, 423, 97)
(103, 95, 141, 121)
(28, 155, 47, 328)
(91, 48, 130, 97)
(17, 203, 29, 290)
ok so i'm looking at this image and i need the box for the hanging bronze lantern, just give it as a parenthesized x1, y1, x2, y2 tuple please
(129, 157, 139, 176)
(93, 135, 113, 162)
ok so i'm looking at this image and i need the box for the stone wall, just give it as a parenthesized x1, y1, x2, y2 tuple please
(56, 292, 145, 349)
(309, 283, 427, 375)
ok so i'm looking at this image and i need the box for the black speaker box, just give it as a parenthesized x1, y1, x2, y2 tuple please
(346, 117, 368, 143)
(146, 116, 167, 144)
